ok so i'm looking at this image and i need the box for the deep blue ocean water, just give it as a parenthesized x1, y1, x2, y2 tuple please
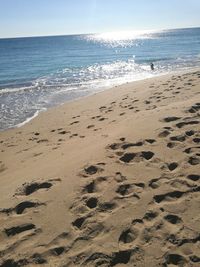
(0, 27, 200, 130)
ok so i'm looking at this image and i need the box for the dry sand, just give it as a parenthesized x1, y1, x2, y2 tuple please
(0, 70, 200, 267)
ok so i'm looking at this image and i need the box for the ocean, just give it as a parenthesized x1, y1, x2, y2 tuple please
(0, 27, 200, 131)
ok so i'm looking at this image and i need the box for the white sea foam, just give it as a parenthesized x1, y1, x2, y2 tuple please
(16, 109, 46, 128)
(0, 85, 35, 94)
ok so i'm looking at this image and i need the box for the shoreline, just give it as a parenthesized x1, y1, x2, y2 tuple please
(0, 68, 200, 266)
(1, 66, 199, 133)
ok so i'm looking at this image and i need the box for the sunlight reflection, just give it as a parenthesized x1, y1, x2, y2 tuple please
(91, 30, 159, 41)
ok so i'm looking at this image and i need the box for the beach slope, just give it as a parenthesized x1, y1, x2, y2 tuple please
(0, 70, 200, 266)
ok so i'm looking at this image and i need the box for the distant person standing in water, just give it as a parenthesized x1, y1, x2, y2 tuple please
(150, 62, 154, 71)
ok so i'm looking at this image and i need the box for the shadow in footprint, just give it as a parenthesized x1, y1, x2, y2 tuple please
(188, 103, 200, 113)
(145, 139, 156, 144)
(15, 201, 43, 214)
(167, 162, 178, 171)
(193, 138, 200, 144)
(116, 184, 132, 196)
(84, 165, 103, 176)
(108, 143, 121, 150)
(1, 259, 23, 267)
(119, 228, 138, 244)
(163, 116, 181, 122)
(120, 151, 154, 163)
(188, 157, 200, 165)
(121, 142, 143, 149)
(86, 197, 98, 209)
(110, 250, 132, 266)
(190, 255, 200, 263)
(176, 120, 199, 129)
(120, 153, 136, 163)
(167, 142, 176, 149)
(143, 210, 158, 221)
(158, 130, 171, 138)
(165, 253, 186, 266)
(170, 135, 186, 142)
(141, 151, 154, 160)
(83, 181, 96, 193)
(154, 191, 184, 203)
(164, 214, 182, 224)
(31, 253, 47, 264)
(98, 202, 117, 212)
(185, 130, 195, 136)
(187, 174, 200, 181)
(72, 217, 85, 229)
(5, 223, 36, 236)
(23, 182, 52, 195)
(50, 246, 65, 256)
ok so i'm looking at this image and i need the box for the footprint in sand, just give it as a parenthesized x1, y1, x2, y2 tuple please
(69, 133, 78, 138)
(15, 178, 61, 196)
(167, 162, 179, 171)
(58, 130, 70, 135)
(167, 142, 177, 148)
(87, 124, 95, 129)
(80, 163, 105, 177)
(85, 197, 98, 209)
(184, 146, 200, 154)
(170, 134, 186, 142)
(143, 210, 159, 221)
(188, 156, 200, 165)
(185, 130, 195, 136)
(98, 201, 117, 213)
(80, 248, 138, 267)
(158, 129, 171, 138)
(36, 139, 48, 144)
(119, 226, 140, 249)
(70, 120, 79, 125)
(163, 253, 187, 266)
(4, 223, 36, 237)
(187, 103, 200, 113)
(175, 120, 199, 129)
(119, 151, 154, 164)
(186, 174, 200, 182)
(116, 183, 139, 199)
(193, 137, 200, 144)
(82, 180, 96, 194)
(163, 214, 182, 224)
(0, 200, 45, 215)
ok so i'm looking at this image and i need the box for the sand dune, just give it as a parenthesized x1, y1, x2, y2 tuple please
(0, 70, 200, 266)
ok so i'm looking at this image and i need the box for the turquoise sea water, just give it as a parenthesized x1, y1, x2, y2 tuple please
(0, 27, 200, 130)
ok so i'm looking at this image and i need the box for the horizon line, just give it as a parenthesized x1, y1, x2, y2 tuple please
(0, 26, 200, 40)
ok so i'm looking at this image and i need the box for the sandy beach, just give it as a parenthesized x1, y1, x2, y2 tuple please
(0, 69, 200, 266)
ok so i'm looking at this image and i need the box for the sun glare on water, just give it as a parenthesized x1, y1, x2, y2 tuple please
(91, 29, 158, 41)
(86, 29, 160, 47)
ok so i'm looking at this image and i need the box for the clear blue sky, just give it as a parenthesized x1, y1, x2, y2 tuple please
(0, 0, 200, 38)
